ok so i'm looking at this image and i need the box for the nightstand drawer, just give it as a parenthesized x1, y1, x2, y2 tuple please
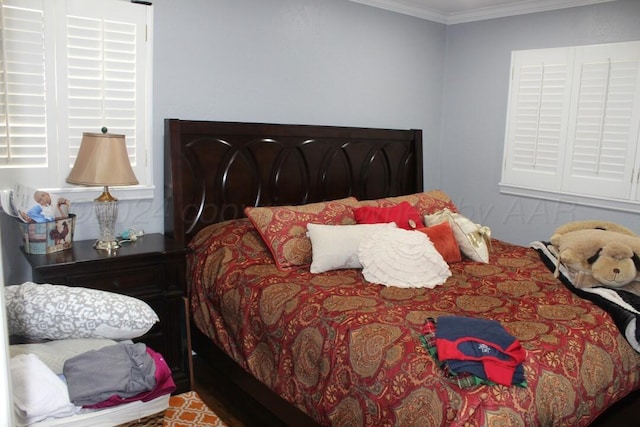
(65, 266, 160, 295)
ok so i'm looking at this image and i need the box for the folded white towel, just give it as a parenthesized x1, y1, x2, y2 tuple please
(10, 353, 79, 426)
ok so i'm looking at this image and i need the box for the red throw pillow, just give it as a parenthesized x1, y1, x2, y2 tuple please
(354, 201, 424, 230)
(416, 221, 462, 263)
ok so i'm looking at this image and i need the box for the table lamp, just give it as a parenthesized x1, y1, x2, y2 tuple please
(66, 129, 138, 250)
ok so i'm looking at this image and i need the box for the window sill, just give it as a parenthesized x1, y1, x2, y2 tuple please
(50, 184, 156, 204)
(499, 183, 640, 214)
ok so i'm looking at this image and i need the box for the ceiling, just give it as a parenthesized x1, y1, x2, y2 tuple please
(348, 0, 616, 24)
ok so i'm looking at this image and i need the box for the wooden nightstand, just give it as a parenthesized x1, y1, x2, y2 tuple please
(21, 233, 192, 394)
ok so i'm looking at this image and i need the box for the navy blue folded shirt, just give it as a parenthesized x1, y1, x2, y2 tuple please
(435, 315, 526, 386)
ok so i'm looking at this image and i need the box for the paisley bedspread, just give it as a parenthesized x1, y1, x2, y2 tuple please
(188, 218, 640, 427)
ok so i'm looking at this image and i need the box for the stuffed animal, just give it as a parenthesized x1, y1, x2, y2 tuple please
(552, 219, 636, 237)
(550, 227, 640, 289)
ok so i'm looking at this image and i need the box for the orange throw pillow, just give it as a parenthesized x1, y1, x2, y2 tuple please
(416, 221, 462, 263)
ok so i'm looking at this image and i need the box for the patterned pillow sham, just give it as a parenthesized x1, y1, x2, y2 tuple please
(244, 197, 359, 270)
(5, 282, 159, 340)
(357, 190, 458, 217)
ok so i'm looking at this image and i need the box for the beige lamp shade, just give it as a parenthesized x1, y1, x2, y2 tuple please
(66, 132, 139, 186)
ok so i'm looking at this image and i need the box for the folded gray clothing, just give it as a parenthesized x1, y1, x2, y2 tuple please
(63, 342, 156, 406)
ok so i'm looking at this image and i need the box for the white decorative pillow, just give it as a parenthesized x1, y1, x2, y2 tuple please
(5, 282, 159, 340)
(358, 228, 451, 288)
(307, 222, 397, 273)
(424, 208, 491, 263)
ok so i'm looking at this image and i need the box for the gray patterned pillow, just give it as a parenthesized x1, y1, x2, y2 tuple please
(4, 282, 159, 340)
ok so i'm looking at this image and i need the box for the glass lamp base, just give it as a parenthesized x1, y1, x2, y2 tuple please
(94, 189, 120, 251)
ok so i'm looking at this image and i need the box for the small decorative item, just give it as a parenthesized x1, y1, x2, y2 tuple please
(17, 214, 76, 254)
(0, 184, 75, 254)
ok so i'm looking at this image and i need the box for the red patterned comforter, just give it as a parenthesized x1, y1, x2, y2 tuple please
(188, 218, 640, 426)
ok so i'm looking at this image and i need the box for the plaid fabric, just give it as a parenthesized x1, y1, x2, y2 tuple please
(420, 318, 490, 389)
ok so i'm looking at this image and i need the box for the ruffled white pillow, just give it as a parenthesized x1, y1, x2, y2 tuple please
(425, 208, 491, 263)
(358, 228, 451, 288)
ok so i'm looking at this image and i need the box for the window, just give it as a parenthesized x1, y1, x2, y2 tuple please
(0, 0, 153, 198)
(500, 41, 640, 212)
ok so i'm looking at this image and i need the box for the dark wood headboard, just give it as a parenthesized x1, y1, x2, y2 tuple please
(164, 119, 423, 245)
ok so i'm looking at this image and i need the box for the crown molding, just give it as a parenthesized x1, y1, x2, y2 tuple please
(348, 0, 617, 25)
(347, 0, 449, 23)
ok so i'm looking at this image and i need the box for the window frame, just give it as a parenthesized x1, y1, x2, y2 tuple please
(500, 40, 640, 214)
(0, 0, 154, 203)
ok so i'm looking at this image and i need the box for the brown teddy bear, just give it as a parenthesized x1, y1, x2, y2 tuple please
(552, 219, 636, 237)
(549, 221, 640, 291)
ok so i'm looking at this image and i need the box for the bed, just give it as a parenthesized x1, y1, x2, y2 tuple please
(164, 119, 640, 426)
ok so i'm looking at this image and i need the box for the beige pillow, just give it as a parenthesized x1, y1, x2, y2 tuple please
(425, 208, 491, 263)
(10, 338, 118, 374)
(307, 222, 397, 273)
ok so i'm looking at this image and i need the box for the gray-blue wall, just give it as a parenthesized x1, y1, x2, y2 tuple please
(152, 0, 640, 247)
(152, 0, 447, 227)
(440, 0, 640, 244)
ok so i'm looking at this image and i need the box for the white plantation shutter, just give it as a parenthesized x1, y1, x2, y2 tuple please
(564, 44, 640, 200)
(0, 0, 56, 184)
(502, 48, 573, 191)
(0, 0, 151, 190)
(501, 41, 640, 209)
(58, 0, 148, 179)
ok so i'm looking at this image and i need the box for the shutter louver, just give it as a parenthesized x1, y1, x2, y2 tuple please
(502, 49, 572, 191)
(0, 0, 150, 190)
(66, 15, 138, 168)
(0, 1, 48, 167)
(564, 50, 640, 199)
(502, 41, 640, 208)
